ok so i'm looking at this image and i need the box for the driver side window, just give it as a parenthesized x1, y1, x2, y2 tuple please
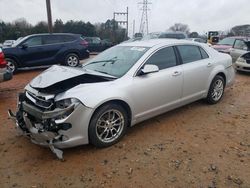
(24, 36, 42, 47)
(145, 47, 177, 70)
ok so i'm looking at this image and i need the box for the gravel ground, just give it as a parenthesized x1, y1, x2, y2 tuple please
(0, 65, 249, 188)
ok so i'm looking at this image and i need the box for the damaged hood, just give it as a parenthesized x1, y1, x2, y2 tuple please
(29, 65, 116, 94)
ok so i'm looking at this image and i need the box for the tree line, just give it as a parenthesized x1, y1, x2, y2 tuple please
(168, 23, 250, 38)
(1, 18, 249, 43)
(0, 18, 127, 43)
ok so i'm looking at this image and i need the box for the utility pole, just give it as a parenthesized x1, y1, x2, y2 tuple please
(139, 0, 151, 35)
(46, 0, 53, 33)
(113, 7, 129, 39)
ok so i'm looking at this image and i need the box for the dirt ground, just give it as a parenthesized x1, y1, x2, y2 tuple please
(0, 66, 249, 188)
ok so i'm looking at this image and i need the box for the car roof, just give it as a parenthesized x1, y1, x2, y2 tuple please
(27, 33, 80, 37)
(119, 39, 198, 48)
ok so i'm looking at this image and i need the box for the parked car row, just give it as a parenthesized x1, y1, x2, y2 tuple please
(2, 32, 250, 76)
(124, 32, 207, 44)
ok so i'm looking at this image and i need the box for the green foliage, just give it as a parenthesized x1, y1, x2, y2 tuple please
(0, 18, 126, 44)
(95, 19, 126, 44)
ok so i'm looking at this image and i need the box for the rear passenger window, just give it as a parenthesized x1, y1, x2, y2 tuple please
(145, 47, 177, 70)
(63, 35, 76, 42)
(199, 47, 209, 59)
(43, 35, 61, 45)
(177, 45, 202, 64)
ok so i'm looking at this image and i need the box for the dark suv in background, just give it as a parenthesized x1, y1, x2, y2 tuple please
(82, 37, 113, 52)
(3, 33, 89, 73)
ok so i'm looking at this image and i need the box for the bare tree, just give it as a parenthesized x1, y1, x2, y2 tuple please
(168, 23, 190, 34)
(189, 32, 199, 38)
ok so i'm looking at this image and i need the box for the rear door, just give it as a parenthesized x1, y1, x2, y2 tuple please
(131, 46, 183, 121)
(41, 35, 64, 65)
(176, 45, 211, 102)
(230, 39, 248, 62)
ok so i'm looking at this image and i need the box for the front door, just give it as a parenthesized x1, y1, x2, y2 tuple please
(129, 46, 183, 122)
(18, 36, 45, 67)
(230, 39, 248, 62)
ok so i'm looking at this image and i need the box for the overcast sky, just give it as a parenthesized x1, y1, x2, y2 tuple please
(0, 0, 249, 36)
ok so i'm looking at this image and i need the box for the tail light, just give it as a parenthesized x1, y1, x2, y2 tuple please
(0, 52, 7, 68)
(80, 39, 88, 48)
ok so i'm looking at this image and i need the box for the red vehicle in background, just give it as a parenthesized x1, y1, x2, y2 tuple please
(212, 36, 249, 54)
(0, 48, 12, 83)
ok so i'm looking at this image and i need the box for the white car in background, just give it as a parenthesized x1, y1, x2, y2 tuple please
(235, 51, 250, 72)
(9, 39, 235, 159)
(3, 40, 15, 47)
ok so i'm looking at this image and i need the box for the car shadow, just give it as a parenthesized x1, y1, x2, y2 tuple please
(236, 70, 250, 76)
(61, 100, 205, 160)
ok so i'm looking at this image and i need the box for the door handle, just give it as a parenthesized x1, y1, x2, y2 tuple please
(207, 63, 212, 67)
(172, 71, 181, 76)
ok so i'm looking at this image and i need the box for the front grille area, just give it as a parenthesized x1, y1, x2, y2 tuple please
(26, 91, 54, 110)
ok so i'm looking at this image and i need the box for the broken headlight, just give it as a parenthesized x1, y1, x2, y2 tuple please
(55, 98, 80, 109)
(53, 98, 80, 120)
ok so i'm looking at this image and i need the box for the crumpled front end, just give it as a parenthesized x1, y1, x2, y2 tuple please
(8, 90, 93, 159)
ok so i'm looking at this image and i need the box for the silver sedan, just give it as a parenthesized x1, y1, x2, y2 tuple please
(9, 39, 235, 159)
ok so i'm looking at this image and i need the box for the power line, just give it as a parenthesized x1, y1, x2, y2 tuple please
(113, 7, 129, 39)
(138, 0, 151, 35)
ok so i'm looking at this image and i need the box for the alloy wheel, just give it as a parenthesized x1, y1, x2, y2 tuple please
(7, 60, 16, 73)
(95, 109, 125, 143)
(211, 79, 224, 101)
(67, 56, 78, 67)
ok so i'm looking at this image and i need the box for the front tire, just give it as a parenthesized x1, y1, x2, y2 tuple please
(65, 53, 79, 67)
(89, 103, 128, 148)
(206, 75, 225, 104)
(6, 58, 18, 73)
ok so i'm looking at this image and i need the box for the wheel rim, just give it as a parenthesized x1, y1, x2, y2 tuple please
(96, 109, 124, 143)
(211, 79, 224, 101)
(7, 60, 15, 72)
(67, 56, 78, 67)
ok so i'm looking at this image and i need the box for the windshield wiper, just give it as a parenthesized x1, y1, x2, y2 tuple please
(85, 57, 118, 66)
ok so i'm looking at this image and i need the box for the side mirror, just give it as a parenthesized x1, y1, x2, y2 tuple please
(243, 46, 248, 51)
(21, 44, 28, 49)
(140, 64, 159, 75)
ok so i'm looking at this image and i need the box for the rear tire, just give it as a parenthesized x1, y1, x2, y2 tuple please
(6, 58, 18, 73)
(65, 53, 79, 67)
(206, 75, 225, 104)
(89, 103, 128, 148)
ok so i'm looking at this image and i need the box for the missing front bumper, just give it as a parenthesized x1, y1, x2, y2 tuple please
(7, 98, 75, 160)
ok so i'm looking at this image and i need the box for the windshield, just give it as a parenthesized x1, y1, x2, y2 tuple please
(12, 36, 30, 47)
(218, 38, 235, 46)
(83, 46, 149, 78)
